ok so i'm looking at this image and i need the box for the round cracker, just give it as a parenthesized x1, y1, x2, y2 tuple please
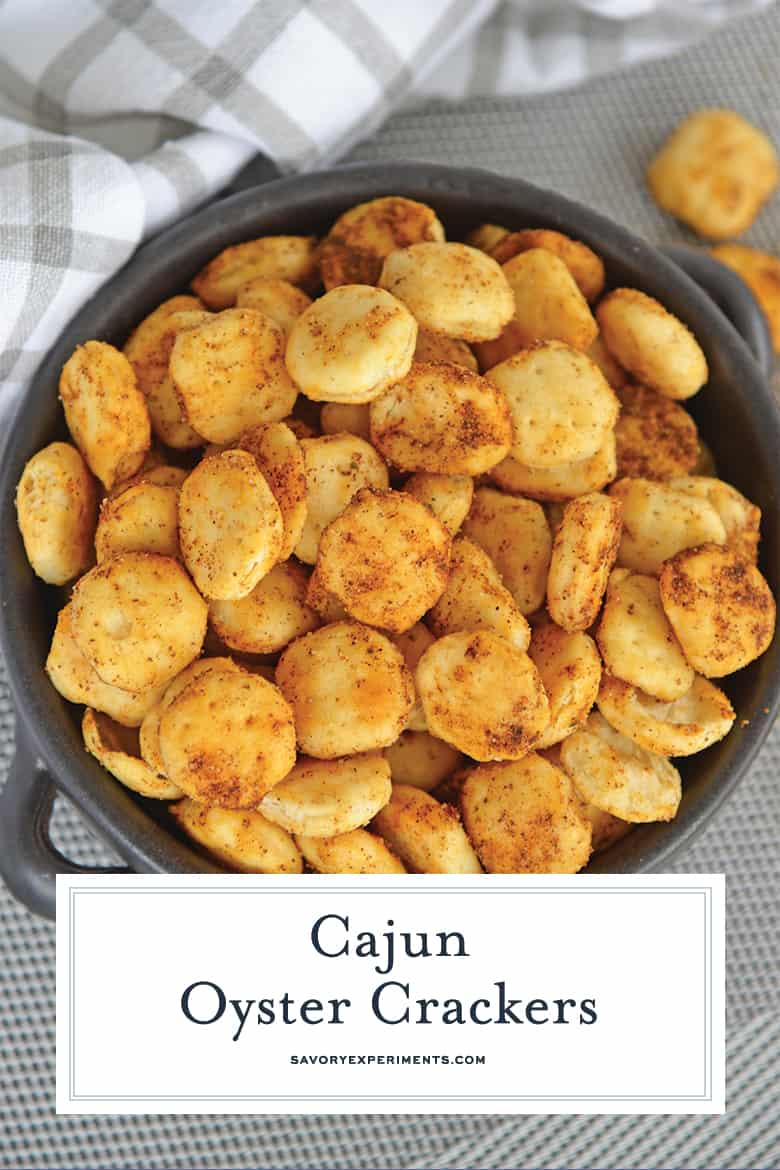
(379, 242, 514, 342)
(596, 288, 707, 400)
(547, 492, 622, 632)
(172, 798, 302, 873)
(427, 536, 531, 651)
(139, 656, 244, 777)
(296, 829, 406, 874)
(659, 543, 775, 677)
(276, 621, 414, 758)
(95, 480, 179, 563)
(192, 235, 319, 308)
(711, 244, 780, 352)
(462, 487, 551, 614)
(114, 464, 188, 495)
(490, 228, 605, 302)
(123, 299, 208, 448)
(16, 442, 97, 584)
(461, 754, 592, 873)
(305, 573, 350, 624)
(404, 472, 474, 536)
(614, 382, 699, 480)
(46, 605, 168, 728)
(370, 360, 512, 476)
(70, 552, 207, 692)
(59, 340, 151, 490)
(597, 673, 735, 756)
(209, 560, 320, 654)
(295, 433, 388, 565)
(486, 341, 618, 469)
(415, 630, 550, 761)
(260, 753, 392, 837)
(313, 488, 451, 633)
(170, 307, 297, 442)
(159, 667, 296, 806)
(473, 318, 529, 371)
(179, 450, 284, 600)
(579, 801, 633, 854)
(234, 421, 308, 561)
(647, 110, 778, 240)
(499, 249, 598, 351)
(529, 622, 601, 748)
(465, 223, 509, 253)
(235, 277, 312, 334)
(413, 329, 478, 371)
(587, 335, 628, 390)
(319, 196, 445, 289)
(609, 477, 726, 574)
(82, 708, 181, 799)
(372, 784, 482, 874)
(490, 432, 617, 501)
(286, 284, 417, 404)
(597, 570, 694, 701)
(391, 622, 436, 732)
(669, 475, 760, 564)
(560, 711, 682, 823)
(384, 730, 462, 792)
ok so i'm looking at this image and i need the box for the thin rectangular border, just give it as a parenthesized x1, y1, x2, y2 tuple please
(65, 882, 716, 1105)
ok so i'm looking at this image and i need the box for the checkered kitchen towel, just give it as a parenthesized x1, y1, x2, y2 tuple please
(0, 0, 769, 413)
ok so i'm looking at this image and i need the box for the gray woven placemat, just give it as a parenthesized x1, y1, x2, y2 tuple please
(2, 7, 780, 1168)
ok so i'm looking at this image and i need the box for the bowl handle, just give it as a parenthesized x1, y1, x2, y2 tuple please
(662, 245, 774, 380)
(0, 721, 128, 920)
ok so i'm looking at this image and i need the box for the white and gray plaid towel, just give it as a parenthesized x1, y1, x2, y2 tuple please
(0, 0, 768, 414)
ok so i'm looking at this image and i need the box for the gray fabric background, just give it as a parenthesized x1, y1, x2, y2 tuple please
(2, 7, 780, 1167)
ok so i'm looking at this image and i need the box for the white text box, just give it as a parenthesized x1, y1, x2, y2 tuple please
(56, 874, 724, 1114)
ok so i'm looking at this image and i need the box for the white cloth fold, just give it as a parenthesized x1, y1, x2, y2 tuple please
(0, 0, 768, 414)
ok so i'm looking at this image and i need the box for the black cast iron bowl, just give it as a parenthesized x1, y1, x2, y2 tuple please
(1, 162, 779, 919)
